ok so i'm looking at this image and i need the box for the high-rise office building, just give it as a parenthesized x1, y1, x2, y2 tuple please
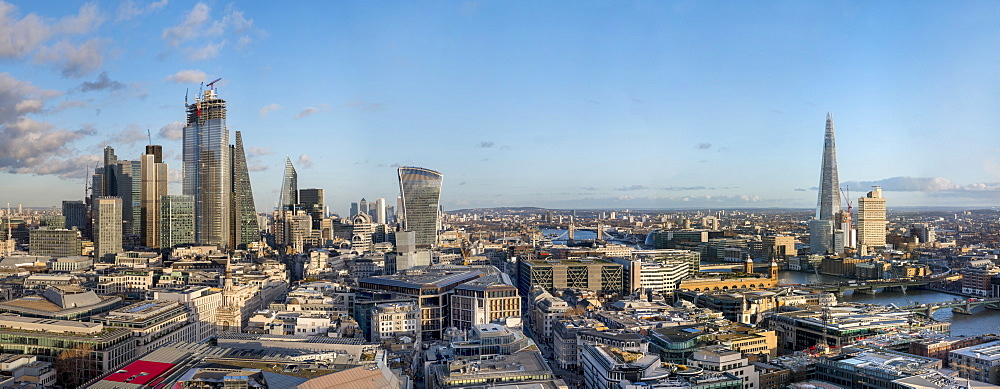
(398, 166, 443, 249)
(857, 186, 887, 255)
(62, 200, 87, 230)
(230, 131, 260, 249)
(359, 198, 369, 217)
(183, 88, 231, 248)
(810, 113, 843, 255)
(374, 197, 387, 224)
(161, 195, 195, 249)
(350, 202, 359, 218)
(279, 157, 298, 210)
(93, 197, 123, 262)
(141, 145, 168, 248)
(299, 188, 324, 230)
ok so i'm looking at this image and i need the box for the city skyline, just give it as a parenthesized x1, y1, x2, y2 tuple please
(1, 1, 999, 215)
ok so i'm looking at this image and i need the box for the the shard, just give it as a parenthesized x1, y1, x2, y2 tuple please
(230, 131, 261, 249)
(810, 113, 843, 254)
(816, 112, 841, 220)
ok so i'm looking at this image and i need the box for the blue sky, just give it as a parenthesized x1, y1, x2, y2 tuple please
(1, 1, 999, 215)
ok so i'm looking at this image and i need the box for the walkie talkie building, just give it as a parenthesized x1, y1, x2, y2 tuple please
(398, 166, 443, 249)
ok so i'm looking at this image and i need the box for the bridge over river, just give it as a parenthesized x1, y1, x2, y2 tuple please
(897, 298, 1000, 317)
(779, 279, 935, 295)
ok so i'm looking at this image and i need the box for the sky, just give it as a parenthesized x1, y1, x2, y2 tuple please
(1, 1, 999, 215)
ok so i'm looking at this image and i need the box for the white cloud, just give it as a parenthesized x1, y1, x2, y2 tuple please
(34, 38, 107, 78)
(162, 3, 211, 46)
(77, 71, 125, 92)
(165, 69, 207, 83)
(161, 3, 264, 59)
(246, 146, 271, 157)
(294, 104, 329, 119)
(842, 177, 1000, 192)
(297, 154, 313, 169)
(167, 168, 182, 183)
(258, 103, 280, 117)
(116, 0, 168, 22)
(186, 41, 224, 61)
(0, 73, 98, 178)
(0, 2, 107, 77)
(157, 121, 183, 140)
(111, 125, 147, 145)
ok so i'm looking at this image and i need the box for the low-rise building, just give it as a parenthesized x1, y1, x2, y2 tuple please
(951, 340, 1000, 385)
(687, 346, 759, 389)
(450, 272, 519, 330)
(372, 302, 419, 340)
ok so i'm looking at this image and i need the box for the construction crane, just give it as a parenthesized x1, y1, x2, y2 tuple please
(841, 185, 852, 216)
(206, 78, 222, 90)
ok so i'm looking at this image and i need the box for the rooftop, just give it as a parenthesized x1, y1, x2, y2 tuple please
(359, 268, 484, 290)
(951, 340, 1000, 361)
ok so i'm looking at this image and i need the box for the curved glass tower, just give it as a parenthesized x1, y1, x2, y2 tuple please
(279, 157, 298, 211)
(398, 166, 443, 249)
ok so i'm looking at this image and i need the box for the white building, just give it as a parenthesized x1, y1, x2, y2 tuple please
(687, 346, 759, 389)
(857, 186, 887, 255)
(371, 302, 419, 340)
(152, 286, 223, 342)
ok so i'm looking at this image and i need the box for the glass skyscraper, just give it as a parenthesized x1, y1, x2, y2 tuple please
(183, 89, 231, 248)
(810, 113, 843, 254)
(398, 166, 443, 249)
(279, 157, 298, 211)
(231, 131, 261, 249)
(161, 195, 195, 249)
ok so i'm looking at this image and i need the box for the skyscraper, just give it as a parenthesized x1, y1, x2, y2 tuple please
(230, 131, 261, 249)
(141, 145, 168, 248)
(398, 166, 443, 249)
(299, 188, 324, 230)
(375, 197, 386, 224)
(93, 196, 122, 262)
(161, 195, 195, 249)
(115, 160, 142, 245)
(279, 157, 298, 210)
(183, 88, 231, 248)
(359, 198, 369, 217)
(62, 200, 86, 230)
(810, 113, 843, 255)
(857, 186, 887, 255)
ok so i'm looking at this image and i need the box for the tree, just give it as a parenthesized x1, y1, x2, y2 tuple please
(54, 343, 98, 388)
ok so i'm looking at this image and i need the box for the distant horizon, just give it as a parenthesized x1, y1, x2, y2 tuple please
(7, 204, 997, 216)
(1, 2, 998, 215)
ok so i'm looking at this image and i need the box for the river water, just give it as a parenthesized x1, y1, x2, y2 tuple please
(778, 271, 1000, 336)
(538, 228, 1000, 336)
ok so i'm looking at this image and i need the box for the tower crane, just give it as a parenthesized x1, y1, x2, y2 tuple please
(206, 78, 222, 90)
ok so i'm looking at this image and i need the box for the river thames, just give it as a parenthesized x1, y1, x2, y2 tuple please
(538, 228, 1000, 336)
(777, 271, 1000, 337)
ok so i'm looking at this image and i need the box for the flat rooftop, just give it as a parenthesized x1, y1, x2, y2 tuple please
(0, 314, 104, 335)
(359, 269, 484, 289)
(951, 340, 1000, 361)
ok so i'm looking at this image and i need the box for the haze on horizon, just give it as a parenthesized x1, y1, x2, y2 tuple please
(0, 1, 998, 215)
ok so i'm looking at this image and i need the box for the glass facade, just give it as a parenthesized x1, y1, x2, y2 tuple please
(231, 131, 261, 249)
(161, 195, 195, 249)
(398, 166, 443, 249)
(183, 89, 231, 247)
